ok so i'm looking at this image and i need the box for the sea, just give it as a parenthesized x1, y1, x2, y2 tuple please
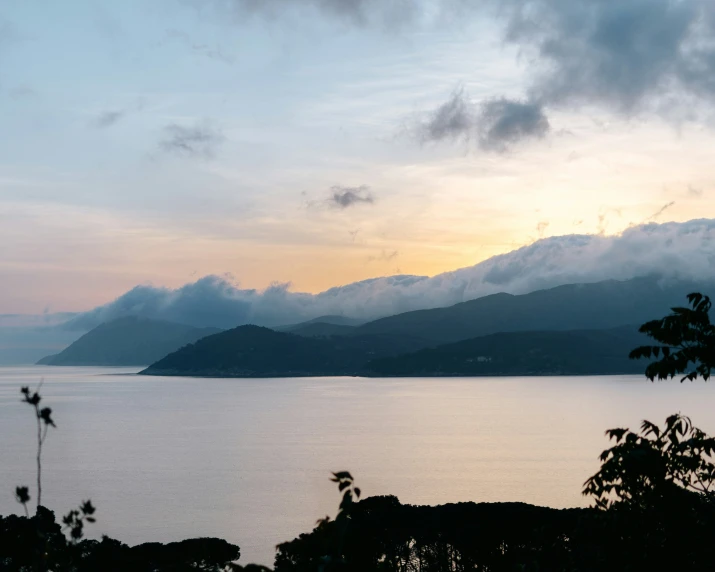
(1, 365, 714, 566)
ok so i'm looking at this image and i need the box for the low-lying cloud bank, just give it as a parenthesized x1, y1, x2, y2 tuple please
(63, 219, 715, 331)
(0, 314, 82, 365)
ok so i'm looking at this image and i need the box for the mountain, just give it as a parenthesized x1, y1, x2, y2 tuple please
(37, 317, 222, 366)
(354, 276, 715, 344)
(284, 322, 357, 337)
(140, 323, 654, 378)
(277, 315, 364, 331)
(366, 326, 649, 377)
(139, 325, 431, 377)
(135, 275, 708, 378)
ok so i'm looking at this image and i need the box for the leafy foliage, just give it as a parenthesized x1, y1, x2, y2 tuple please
(328, 471, 361, 522)
(14, 486, 30, 518)
(292, 472, 363, 572)
(5, 383, 244, 571)
(583, 414, 715, 509)
(19, 383, 55, 509)
(62, 501, 97, 543)
(12, 383, 99, 570)
(629, 292, 715, 381)
(274, 493, 715, 572)
(16, 384, 98, 545)
(0, 511, 242, 572)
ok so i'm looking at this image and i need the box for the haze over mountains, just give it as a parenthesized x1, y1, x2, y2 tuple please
(38, 317, 221, 366)
(4, 219, 715, 365)
(138, 275, 706, 378)
(352, 276, 714, 344)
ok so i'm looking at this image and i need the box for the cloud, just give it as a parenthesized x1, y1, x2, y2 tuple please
(203, 0, 420, 27)
(200, 1, 715, 127)
(498, 0, 715, 114)
(62, 218, 715, 331)
(0, 19, 18, 50)
(597, 206, 623, 235)
(417, 88, 477, 143)
(368, 249, 399, 262)
(328, 185, 375, 208)
(646, 201, 676, 222)
(477, 98, 550, 151)
(163, 29, 235, 64)
(536, 220, 549, 238)
(0, 312, 81, 365)
(191, 44, 235, 64)
(8, 85, 37, 100)
(226, 0, 715, 123)
(688, 184, 704, 198)
(211, 1, 715, 115)
(199, 0, 715, 115)
(93, 110, 126, 128)
(416, 90, 550, 151)
(91, 99, 145, 128)
(159, 122, 225, 159)
(0, 313, 78, 328)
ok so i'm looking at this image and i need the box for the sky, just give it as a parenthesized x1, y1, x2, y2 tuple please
(2, 0, 715, 318)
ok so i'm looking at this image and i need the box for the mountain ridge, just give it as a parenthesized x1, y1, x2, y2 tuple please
(38, 316, 222, 366)
(365, 325, 649, 377)
(353, 275, 715, 344)
(139, 325, 431, 377)
(137, 275, 703, 378)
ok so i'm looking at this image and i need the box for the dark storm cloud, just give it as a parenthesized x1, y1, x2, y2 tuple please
(499, 0, 715, 112)
(160, 122, 225, 159)
(416, 90, 550, 151)
(328, 185, 375, 208)
(477, 98, 550, 151)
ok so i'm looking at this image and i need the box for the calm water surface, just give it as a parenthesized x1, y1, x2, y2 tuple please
(2, 366, 715, 566)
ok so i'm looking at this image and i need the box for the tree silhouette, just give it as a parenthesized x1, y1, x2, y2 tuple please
(630, 292, 715, 381)
(583, 414, 715, 509)
(19, 383, 56, 510)
(5, 384, 243, 571)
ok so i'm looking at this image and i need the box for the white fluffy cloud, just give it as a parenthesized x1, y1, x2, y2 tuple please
(63, 218, 715, 330)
